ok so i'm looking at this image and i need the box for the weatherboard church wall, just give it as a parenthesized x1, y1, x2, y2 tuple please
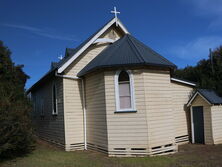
(32, 77, 65, 147)
(104, 70, 149, 154)
(171, 82, 193, 144)
(103, 69, 192, 154)
(143, 69, 176, 150)
(85, 71, 108, 151)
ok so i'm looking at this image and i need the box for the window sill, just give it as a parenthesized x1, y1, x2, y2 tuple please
(114, 110, 137, 113)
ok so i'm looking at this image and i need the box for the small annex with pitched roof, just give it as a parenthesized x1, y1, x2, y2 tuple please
(28, 15, 222, 157)
(187, 89, 222, 145)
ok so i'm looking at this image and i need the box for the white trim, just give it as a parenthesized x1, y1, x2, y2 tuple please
(55, 71, 80, 80)
(93, 38, 115, 44)
(187, 92, 212, 106)
(171, 78, 196, 86)
(114, 70, 136, 112)
(40, 99, 44, 116)
(58, 18, 129, 73)
(81, 79, 87, 150)
(187, 92, 198, 106)
(191, 106, 195, 143)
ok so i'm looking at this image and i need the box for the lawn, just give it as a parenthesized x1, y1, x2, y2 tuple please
(1, 140, 222, 167)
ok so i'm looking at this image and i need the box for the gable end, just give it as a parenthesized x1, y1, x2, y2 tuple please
(57, 18, 129, 74)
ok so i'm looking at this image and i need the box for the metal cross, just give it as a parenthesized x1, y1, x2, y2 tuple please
(111, 7, 120, 26)
(58, 55, 63, 60)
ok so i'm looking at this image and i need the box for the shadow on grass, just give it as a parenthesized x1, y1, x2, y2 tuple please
(0, 142, 36, 164)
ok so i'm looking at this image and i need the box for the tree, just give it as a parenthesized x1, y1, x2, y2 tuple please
(174, 46, 222, 96)
(0, 41, 34, 159)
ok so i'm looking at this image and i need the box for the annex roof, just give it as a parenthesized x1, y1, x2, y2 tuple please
(187, 89, 222, 106)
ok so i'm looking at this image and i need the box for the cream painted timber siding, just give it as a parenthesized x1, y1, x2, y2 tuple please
(62, 26, 124, 150)
(143, 70, 176, 150)
(191, 95, 213, 144)
(63, 78, 84, 150)
(85, 72, 108, 151)
(100, 25, 124, 40)
(210, 105, 222, 144)
(104, 70, 149, 155)
(32, 77, 65, 147)
(63, 44, 108, 150)
(171, 82, 193, 143)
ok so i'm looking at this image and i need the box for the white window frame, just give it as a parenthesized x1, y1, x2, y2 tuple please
(114, 70, 136, 112)
(40, 99, 44, 116)
(32, 95, 36, 113)
(52, 82, 58, 115)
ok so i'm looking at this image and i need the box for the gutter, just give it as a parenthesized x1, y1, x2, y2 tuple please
(55, 71, 87, 150)
(171, 78, 196, 87)
(55, 72, 80, 80)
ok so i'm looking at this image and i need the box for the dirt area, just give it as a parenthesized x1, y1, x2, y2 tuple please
(169, 144, 222, 167)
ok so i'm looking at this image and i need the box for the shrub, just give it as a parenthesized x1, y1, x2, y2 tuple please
(0, 41, 34, 159)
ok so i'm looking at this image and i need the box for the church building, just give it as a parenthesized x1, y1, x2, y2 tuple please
(28, 13, 222, 156)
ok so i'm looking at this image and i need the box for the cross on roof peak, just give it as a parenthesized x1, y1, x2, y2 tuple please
(58, 55, 63, 60)
(111, 7, 120, 26)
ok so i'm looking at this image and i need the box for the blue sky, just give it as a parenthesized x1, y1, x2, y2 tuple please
(1, 0, 222, 88)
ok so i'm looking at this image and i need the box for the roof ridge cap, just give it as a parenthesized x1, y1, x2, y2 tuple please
(129, 35, 176, 67)
(126, 35, 146, 63)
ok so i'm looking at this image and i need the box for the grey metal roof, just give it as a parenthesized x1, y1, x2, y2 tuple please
(197, 89, 222, 105)
(78, 34, 176, 77)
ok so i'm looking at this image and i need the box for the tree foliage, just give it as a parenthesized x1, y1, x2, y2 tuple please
(174, 46, 222, 96)
(0, 41, 34, 159)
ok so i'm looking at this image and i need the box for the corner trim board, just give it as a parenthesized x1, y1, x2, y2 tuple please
(190, 106, 195, 143)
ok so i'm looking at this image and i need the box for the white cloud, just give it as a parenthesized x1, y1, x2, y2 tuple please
(2, 23, 78, 41)
(181, 0, 222, 30)
(170, 36, 222, 61)
(184, 0, 222, 16)
(208, 18, 222, 31)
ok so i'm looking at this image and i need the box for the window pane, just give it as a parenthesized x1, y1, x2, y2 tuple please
(118, 71, 129, 82)
(119, 83, 130, 96)
(53, 85, 57, 114)
(120, 96, 131, 109)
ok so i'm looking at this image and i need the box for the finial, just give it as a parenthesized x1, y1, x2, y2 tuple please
(111, 7, 120, 26)
(58, 55, 63, 60)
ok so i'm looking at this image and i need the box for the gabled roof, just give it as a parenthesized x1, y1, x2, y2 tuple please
(27, 17, 128, 93)
(187, 89, 222, 106)
(77, 34, 176, 77)
(57, 17, 129, 73)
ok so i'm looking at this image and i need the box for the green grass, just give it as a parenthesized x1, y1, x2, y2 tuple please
(1, 141, 222, 167)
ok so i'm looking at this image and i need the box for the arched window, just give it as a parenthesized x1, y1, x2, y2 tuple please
(115, 70, 136, 112)
(52, 83, 58, 115)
